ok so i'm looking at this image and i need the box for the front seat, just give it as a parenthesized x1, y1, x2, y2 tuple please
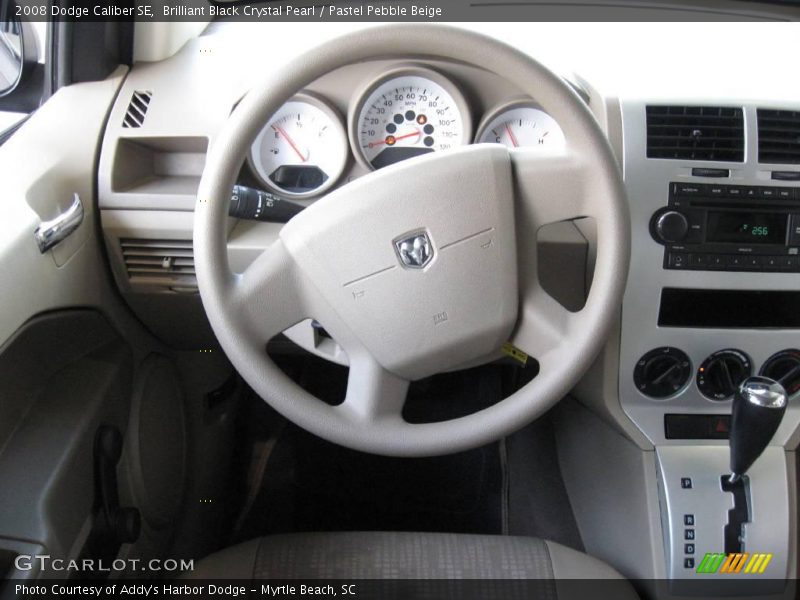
(188, 531, 638, 598)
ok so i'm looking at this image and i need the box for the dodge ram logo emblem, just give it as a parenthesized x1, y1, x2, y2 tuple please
(395, 231, 433, 269)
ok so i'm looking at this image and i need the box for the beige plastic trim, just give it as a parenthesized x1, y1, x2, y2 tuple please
(133, 22, 208, 63)
(0, 67, 128, 347)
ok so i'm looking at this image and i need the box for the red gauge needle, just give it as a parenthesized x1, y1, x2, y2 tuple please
(272, 124, 308, 162)
(504, 123, 519, 148)
(368, 129, 421, 149)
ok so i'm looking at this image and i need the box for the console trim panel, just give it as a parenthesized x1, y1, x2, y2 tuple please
(618, 99, 800, 446)
(657, 446, 790, 591)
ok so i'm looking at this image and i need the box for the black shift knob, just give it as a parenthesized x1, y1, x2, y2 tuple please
(729, 376, 788, 482)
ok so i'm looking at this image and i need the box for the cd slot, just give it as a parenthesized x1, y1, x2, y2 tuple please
(688, 200, 797, 211)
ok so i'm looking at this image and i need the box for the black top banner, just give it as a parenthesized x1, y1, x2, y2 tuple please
(11, 0, 800, 22)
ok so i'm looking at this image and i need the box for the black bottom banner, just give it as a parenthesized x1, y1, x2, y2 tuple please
(3, 579, 798, 600)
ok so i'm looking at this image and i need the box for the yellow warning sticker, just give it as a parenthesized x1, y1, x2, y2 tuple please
(502, 342, 528, 366)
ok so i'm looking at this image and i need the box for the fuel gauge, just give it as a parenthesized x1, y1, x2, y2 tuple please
(476, 101, 565, 150)
(249, 92, 348, 198)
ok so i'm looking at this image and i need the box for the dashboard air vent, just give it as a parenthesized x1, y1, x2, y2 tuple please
(646, 105, 744, 162)
(122, 90, 153, 128)
(758, 109, 800, 165)
(120, 239, 196, 291)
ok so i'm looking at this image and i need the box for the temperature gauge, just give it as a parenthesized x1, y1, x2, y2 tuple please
(249, 93, 348, 198)
(476, 101, 565, 150)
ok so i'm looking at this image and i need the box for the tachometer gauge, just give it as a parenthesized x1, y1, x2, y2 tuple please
(249, 93, 348, 198)
(350, 66, 472, 170)
(476, 101, 565, 150)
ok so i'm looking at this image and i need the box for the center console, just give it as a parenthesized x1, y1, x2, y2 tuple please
(618, 100, 800, 593)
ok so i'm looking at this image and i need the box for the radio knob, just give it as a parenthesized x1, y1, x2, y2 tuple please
(654, 210, 689, 243)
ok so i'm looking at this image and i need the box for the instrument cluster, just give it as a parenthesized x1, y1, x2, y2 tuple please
(248, 63, 566, 199)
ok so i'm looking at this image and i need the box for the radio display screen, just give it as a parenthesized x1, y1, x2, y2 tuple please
(706, 211, 787, 244)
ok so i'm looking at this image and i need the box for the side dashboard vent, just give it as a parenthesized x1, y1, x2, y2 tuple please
(646, 105, 744, 162)
(122, 90, 153, 128)
(758, 109, 800, 165)
(120, 239, 196, 291)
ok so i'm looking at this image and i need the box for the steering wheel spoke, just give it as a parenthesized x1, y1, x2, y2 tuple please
(509, 149, 596, 361)
(340, 353, 410, 424)
(229, 240, 312, 342)
(511, 283, 574, 360)
(512, 150, 591, 228)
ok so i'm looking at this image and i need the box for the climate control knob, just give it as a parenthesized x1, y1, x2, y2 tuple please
(652, 210, 689, 244)
(761, 349, 800, 396)
(697, 349, 752, 401)
(634, 347, 692, 398)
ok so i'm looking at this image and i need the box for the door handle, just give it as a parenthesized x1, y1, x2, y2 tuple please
(34, 193, 84, 253)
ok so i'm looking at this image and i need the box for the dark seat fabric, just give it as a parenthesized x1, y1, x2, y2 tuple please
(187, 531, 638, 599)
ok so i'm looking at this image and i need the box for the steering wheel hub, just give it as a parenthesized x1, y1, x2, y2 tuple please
(281, 145, 517, 380)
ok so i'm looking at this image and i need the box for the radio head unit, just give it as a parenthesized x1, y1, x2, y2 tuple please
(652, 183, 800, 272)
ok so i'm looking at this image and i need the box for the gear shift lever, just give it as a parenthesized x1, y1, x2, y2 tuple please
(728, 376, 788, 483)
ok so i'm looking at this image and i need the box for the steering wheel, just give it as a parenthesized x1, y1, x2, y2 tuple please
(195, 24, 629, 457)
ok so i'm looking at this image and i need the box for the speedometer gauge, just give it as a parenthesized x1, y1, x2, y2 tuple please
(249, 93, 348, 198)
(350, 66, 472, 170)
(476, 101, 565, 150)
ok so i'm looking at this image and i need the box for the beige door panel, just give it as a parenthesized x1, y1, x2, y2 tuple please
(0, 66, 127, 346)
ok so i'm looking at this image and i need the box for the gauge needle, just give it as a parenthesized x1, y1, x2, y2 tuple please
(272, 125, 308, 162)
(504, 124, 519, 148)
(368, 129, 421, 149)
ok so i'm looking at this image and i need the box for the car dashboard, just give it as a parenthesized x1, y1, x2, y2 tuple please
(95, 22, 800, 585)
(98, 24, 600, 352)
